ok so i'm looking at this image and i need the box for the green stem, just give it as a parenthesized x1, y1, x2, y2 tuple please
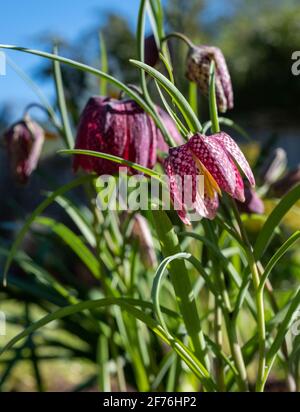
(209, 61, 220, 134)
(231, 200, 266, 391)
(224, 312, 249, 391)
(53, 44, 74, 149)
(162, 32, 195, 49)
(137, 0, 151, 104)
(23, 102, 62, 132)
(136, 0, 176, 148)
(250, 254, 266, 392)
(152, 210, 210, 371)
(0, 44, 173, 148)
(203, 220, 248, 390)
(214, 304, 225, 390)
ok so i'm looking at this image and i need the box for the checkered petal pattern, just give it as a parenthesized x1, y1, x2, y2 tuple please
(186, 45, 233, 113)
(164, 132, 255, 224)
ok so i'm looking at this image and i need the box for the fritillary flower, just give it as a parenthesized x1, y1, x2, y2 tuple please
(186, 45, 233, 113)
(73, 97, 183, 175)
(165, 132, 255, 224)
(4, 116, 45, 184)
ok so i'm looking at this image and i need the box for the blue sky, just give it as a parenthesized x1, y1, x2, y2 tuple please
(0, 0, 144, 120)
(0, 0, 228, 121)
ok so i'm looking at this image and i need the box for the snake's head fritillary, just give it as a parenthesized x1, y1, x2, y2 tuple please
(4, 116, 45, 184)
(165, 132, 255, 224)
(186, 45, 233, 113)
(73, 97, 183, 175)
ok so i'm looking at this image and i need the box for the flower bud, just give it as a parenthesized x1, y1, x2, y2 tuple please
(186, 45, 233, 113)
(144, 34, 159, 67)
(4, 116, 45, 184)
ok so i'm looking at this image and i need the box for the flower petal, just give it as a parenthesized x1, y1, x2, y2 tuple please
(211, 132, 255, 186)
(229, 158, 245, 202)
(204, 192, 219, 219)
(188, 133, 237, 197)
(165, 145, 198, 224)
(212, 47, 234, 111)
(165, 157, 190, 224)
(186, 46, 233, 113)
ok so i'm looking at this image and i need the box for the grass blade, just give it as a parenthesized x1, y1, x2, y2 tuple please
(35, 216, 101, 279)
(99, 32, 108, 95)
(53, 45, 74, 149)
(259, 231, 300, 290)
(3, 174, 95, 286)
(58, 149, 163, 180)
(254, 184, 300, 259)
(129, 59, 202, 132)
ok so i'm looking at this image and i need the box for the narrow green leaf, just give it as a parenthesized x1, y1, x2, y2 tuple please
(254, 184, 300, 259)
(152, 252, 191, 334)
(35, 216, 101, 279)
(7, 56, 60, 128)
(259, 231, 300, 290)
(0, 44, 155, 118)
(208, 61, 220, 134)
(0, 297, 215, 389)
(58, 149, 163, 180)
(0, 298, 168, 357)
(97, 335, 111, 391)
(265, 287, 300, 384)
(53, 45, 74, 149)
(189, 82, 198, 117)
(0, 44, 175, 150)
(171, 338, 217, 391)
(130, 59, 202, 132)
(179, 232, 256, 315)
(3, 174, 95, 286)
(159, 52, 175, 85)
(152, 210, 209, 370)
(137, 0, 149, 102)
(99, 32, 108, 95)
(203, 117, 250, 140)
(155, 80, 188, 136)
(54, 195, 96, 248)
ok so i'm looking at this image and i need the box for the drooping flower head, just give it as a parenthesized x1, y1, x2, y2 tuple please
(4, 116, 45, 184)
(165, 132, 255, 224)
(186, 45, 234, 113)
(73, 96, 183, 175)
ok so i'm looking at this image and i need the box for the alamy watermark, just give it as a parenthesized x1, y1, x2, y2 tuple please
(291, 51, 300, 76)
(95, 168, 206, 222)
(0, 51, 6, 76)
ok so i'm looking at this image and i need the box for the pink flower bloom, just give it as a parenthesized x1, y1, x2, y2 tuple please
(186, 45, 233, 113)
(165, 132, 255, 224)
(73, 97, 183, 175)
(4, 116, 45, 184)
